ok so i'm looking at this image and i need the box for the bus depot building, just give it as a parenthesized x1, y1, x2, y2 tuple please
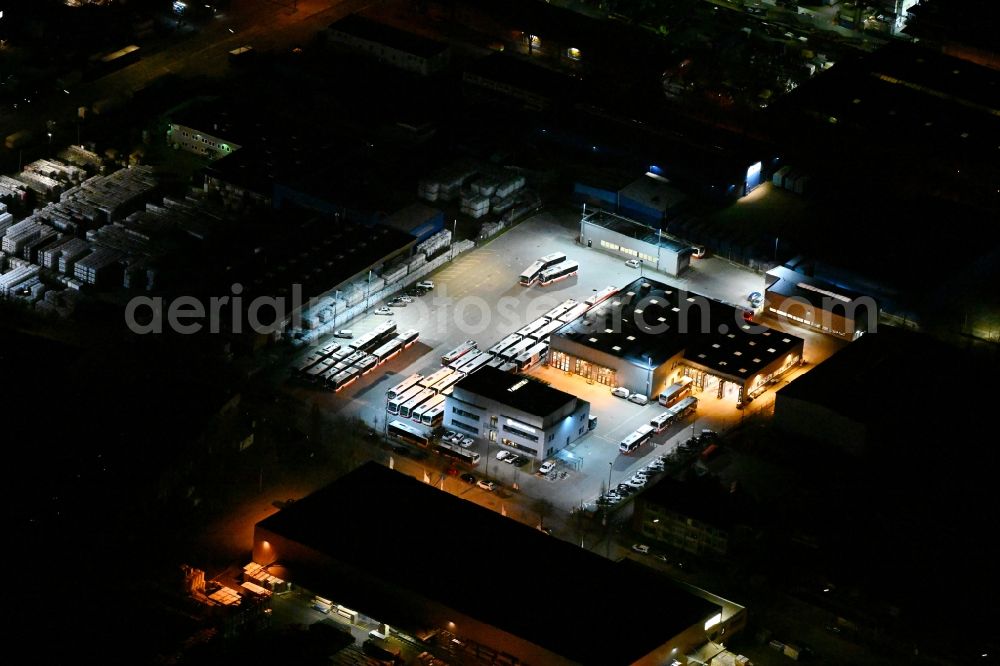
(253, 462, 727, 665)
(579, 208, 692, 277)
(549, 278, 804, 404)
(764, 265, 878, 340)
(444, 366, 591, 461)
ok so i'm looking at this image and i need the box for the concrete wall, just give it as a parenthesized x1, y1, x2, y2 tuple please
(581, 220, 687, 277)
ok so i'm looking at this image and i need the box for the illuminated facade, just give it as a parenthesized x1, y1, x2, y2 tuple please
(444, 367, 590, 461)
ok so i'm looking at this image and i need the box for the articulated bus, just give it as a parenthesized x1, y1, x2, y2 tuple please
(619, 424, 655, 454)
(354, 355, 378, 376)
(393, 329, 419, 349)
(420, 367, 454, 390)
(488, 333, 524, 357)
(330, 367, 362, 392)
(539, 260, 579, 286)
(431, 371, 464, 394)
(515, 317, 550, 339)
(421, 398, 447, 427)
(558, 302, 591, 324)
(529, 319, 566, 342)
(388, 419, 430, 447)
(454, 351, 492, 375)
(305, 359, 336, 383)
(658, 377, 694, 407)
(400, 388, 436, 419)
(585, 286, 619, 308)
(449, 349, 484, 371)
(669, 395, 698, 419)
(318, 342, 342, 357)
(350, 322, 397, 353)
(500, 337, 535, 362)
(413, 394, 446, 425)
(371, 338, 404, 365)
(514, 342, 549, 371)
(432, 440, 481, 466)
(518, 252, 566, 286)
(441, 340, 477, 366)
(296, 354, 326, 375)
(388, 385, 425, 415)
(543, 299, 579, 321)
(650, 411, 675, 433)
(387, 373, 424, 401)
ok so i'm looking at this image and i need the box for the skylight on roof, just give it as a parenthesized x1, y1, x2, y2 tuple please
(686, 297, 696, 303)
(727, 333, 735, 339)
(712, 343, 720, 348)
(604, 329, 613, 334)
(767, 348, 776, 353)
(698, 353, 706, 359)
(734, 351, 742, 356)
(626, 336, 636, 341)
(612, 345, 622, 352)
(782, 338, 791, 343)
(739, 368, 747, 374)
(650, 299, 659, 305)
(672, 307, 680, 312)
(589, 337, 598, 343)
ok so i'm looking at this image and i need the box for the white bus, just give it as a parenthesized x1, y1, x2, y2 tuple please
(330, 366, 362, 392)
(558, 302, 591, 324)
(487, 356, 506, 368)
(441, 339, 477, 366)
(669, 395, 698, 419)
(543, 299, 579, 321)
(455, 351, 492, 375)
(539, 260, 579, 286)
(413, 394, 446, 425)
(388, 419, 430, 447)
(388, 385, 424, 415)
(515, 317, 550, 338)
(514, 342, 549, 371)
(420, 367, 455, 389)
(500, 337, 535, 362)
(393, 329, 419, 349)
(354, 354, 378, 376)
(421, 399, 447, 427)
(387, 373, 424, 401)
(518, 252, 566, 286)
(585, 286, 619, 308)
(619, 424, 655, 454)
(450, 349, 485, 371)
(399, 388, 436, 419)
(488, 333, 524, 357)
(432, 371, 464, 394)
(432, 440, 481, 466)
(658, 377, 694, 407)
(650, 411, 675, 433)
(530, 319, 566, 342)
(371, 338, 404, 365)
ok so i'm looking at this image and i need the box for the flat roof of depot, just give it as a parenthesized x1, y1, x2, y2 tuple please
(453, 366, 577, 417)
(557, 277, 802, 378)
(258, 462, 717, 665)
(766, 265, 873, 312)
(583, 210, 689, 252)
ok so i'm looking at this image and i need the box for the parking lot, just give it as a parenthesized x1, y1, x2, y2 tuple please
(284, 209, 846, 513)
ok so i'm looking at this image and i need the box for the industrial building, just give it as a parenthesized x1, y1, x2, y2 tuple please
(253, 462, 725, 665)
(167, 122, 240, 160)
(549, 277, 804, 404)
(579, 208, 691, 277)
(323, 15, 451, 76)
(574, 172, 687, 228)
(764, 265, 878, 340)
(633, 476, 752, 559)
(382, 203, 445, 245)
(445, 366, 590, 461)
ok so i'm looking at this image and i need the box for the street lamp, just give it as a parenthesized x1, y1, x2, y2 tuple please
(608, 461, 613, 494)
(451, 218, 457, 261)
(774, 237, 779, 262)
(365, 270, 373, 310)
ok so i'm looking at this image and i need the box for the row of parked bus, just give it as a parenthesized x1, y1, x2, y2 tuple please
(385, 419, 482, 467)
(386, 367, 464, 425)
(294, 323, 419, 392)
(518, 252, 580, 287)
(619, 395, 699, 454)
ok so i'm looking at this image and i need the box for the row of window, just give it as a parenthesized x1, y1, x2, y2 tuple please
(501, 423, 539, 443)
(451, 406, 480, 421)
(767, 306, 847, 336)
(451, 419, 478, 434)
(600, 240, 656, 264)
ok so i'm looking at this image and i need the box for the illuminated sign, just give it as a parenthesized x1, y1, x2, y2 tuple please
(507, 379, 529, 392)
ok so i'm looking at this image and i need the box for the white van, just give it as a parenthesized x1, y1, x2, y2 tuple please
(628, 393, 649, 406)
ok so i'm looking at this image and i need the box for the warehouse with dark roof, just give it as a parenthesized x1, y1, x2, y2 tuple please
(549, 277, 804, 404)
(254, 462, 719, 665)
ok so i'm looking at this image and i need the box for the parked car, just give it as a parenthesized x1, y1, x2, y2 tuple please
(460, 436, 475, 449)
(444, 430, 458, 442)
(477, 479, 497, 491)
(496, 450, 514, 462)
(611, 386, 630, 399)
(512, 456, 529, 467)
(333, 329, 353, 338)
(503, 453, 519, 465)
(691, 245, 706, 259)
(625, 258, 641, 268)
(397, 295, 414, 303)
(616, 483, 634, 495)
(446, 466, 459, 476)
(538, 460, 556, 474)
(460, 473, 476, 485)
(748, 291, 763, 307)
(628, 393, 649, 406)
(632, 543, 650, 554)
(388, 299, 407, 307)
(373, 307, 392, 315)
(416, 280, 435, 290)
